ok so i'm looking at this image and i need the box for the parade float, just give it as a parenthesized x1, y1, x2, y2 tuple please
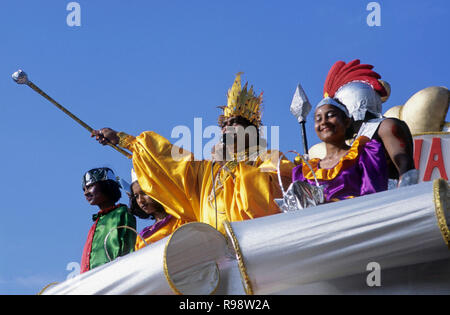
(12, 69, 450, 295)
(39, 85, 450, 295)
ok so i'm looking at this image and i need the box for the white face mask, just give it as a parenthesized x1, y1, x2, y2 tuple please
(334, 81, 383, 121)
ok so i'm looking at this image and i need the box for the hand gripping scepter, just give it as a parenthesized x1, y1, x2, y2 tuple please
(290, 84, 312, 161)
(12, 70, 132, 159)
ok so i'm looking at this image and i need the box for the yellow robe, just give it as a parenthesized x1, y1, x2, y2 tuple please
(119, 131, 294, 235)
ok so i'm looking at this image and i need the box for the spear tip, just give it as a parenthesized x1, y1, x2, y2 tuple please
(290, 83, 312, 123)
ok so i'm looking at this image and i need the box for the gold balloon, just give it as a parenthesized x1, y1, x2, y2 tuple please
(399, 87, 449, 134)
(384, 105, 402, 119)
(308, 142, 326, 160)
(379, 80, 391, 103)
(384, 87, 450, 134)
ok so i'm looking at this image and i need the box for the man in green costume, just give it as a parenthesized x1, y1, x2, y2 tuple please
(80, 167, 136, 273)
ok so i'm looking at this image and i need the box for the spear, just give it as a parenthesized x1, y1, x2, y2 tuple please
(290, 84, 312, 159)
(11, 69, 132, 159)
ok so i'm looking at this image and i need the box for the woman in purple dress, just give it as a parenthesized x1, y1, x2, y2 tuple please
(292, 98, 388, 203)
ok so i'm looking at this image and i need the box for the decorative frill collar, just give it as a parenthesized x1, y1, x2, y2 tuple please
(303, 136, 370, 181)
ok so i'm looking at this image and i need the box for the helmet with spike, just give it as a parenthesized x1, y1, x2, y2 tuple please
(319, 59, 390, 121)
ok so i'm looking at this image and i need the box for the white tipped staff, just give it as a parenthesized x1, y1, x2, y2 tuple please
(290, 84, 312, 159)
(12, 70, 132, 159)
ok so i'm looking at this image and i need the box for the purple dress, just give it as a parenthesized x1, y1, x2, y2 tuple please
(292, 137, 388, 202)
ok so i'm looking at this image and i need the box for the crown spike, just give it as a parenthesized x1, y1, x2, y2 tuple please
(219, 73, 263, 127)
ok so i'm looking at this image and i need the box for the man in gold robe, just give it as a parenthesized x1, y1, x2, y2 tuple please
(92, 73, 293, 234)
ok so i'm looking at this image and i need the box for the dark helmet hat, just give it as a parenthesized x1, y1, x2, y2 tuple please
(82, 167, 120, 188)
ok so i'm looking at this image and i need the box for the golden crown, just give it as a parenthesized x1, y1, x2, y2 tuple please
(218, 72, 263, 127)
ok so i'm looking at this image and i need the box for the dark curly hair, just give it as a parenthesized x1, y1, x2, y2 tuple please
(96, 180, 122, 204)
(127, 183, 165, 220)
(128, 194, 151, 219)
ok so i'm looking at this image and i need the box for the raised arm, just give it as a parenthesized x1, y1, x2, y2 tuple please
(92, 128, 201, 223)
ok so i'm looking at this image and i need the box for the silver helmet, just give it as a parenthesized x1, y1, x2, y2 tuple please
(82, 167, 119, 188)
(334, 81, 383, 121)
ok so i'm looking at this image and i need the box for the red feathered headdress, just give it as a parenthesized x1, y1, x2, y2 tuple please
(323, 59, 388, 98)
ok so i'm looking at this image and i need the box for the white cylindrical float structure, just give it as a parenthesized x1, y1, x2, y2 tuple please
(224, 179, 450, 295)
(42, 222, 227, 295)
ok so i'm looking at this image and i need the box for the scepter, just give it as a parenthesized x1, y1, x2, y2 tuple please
(290, 84, 312, 160)
(11, 69, 132, 159)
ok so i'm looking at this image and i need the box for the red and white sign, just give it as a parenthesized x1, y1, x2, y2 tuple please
(414, 133, 450, 182)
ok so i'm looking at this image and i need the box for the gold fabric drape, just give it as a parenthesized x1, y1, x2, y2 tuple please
(119, 131, 293, 234)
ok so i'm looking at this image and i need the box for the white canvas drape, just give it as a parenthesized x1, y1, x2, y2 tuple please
(42, 180, 450, 295)
(42, 223, 227, 295)
(224, 179, 450, 294)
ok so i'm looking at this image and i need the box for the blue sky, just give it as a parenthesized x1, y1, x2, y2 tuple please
(0, 0, 448, 294)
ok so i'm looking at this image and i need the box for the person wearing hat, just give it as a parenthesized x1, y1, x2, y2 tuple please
(127, 169, 187, 250)
(317, 59, 417, 187)
(292, 97, 388, 202)
(80, 167, 136, 273)
(91, 73, 294, 235)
